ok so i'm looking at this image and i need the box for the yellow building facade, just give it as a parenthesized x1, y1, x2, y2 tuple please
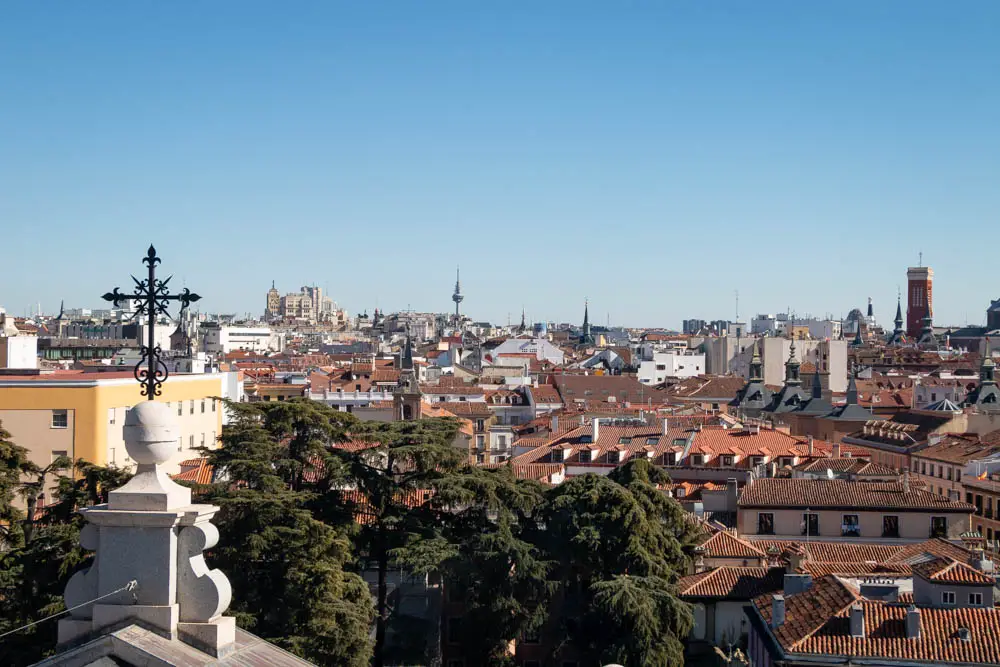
(0, 371, 225, 474)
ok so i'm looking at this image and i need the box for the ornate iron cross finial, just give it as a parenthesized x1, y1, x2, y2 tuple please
(103, 245, 201, 399)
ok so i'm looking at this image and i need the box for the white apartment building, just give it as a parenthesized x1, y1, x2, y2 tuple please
(638, 352, 706, 384)
(201, 323, 285, 355)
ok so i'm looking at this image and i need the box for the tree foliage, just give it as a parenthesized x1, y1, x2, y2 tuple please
(437, 465, 553, 666)
(327, 417, 464, 667)
(539, 460, 695, 667)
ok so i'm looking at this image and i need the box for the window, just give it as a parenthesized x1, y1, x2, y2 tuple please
(751, 456, 765, 467)
(842, 514, 860, 537)
(210, 431, 216, 446)
(882, 515, 900, 538)
(200, 433, 206, 447)
(942, 591, 956, 605)
(108, 408, 116, 425)
(758, 513, 775, 535)
(646, 437, 658, 446)
(447, 617, 462, 644)
(475, 435, 485, 448)
(189, 435, 194, 449)
(201, 400, 206, 413)
(722, 455, 735, 467)
(664, 452, 677, 465)
(178, 402, 183, 416)
(189, 400, 195, 415)
(619, 437, 632, 445)
(51, 450, 67, 463)
(931, 516, 948, 538)
(778, 457, 794, 468)
(212, 400, 217, 412)
(178, 437, 183, 452)
(691, 454, 704, 466)
(802, 513, 819, 536)
(51, 410, 68, 429)
(970, 592, 984, 606)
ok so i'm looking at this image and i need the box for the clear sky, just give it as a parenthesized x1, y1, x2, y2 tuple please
(2, 2, 998, 329)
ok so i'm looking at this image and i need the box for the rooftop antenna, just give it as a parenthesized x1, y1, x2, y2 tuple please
(918, 251, 923, 267)
(735, 290, 740, 322)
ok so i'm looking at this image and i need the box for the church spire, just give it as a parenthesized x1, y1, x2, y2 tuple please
(785, 339, 801, 386)
(982, 337, 995, 384)
(579, 299, 594, 345)
(749, 342, 763, 381)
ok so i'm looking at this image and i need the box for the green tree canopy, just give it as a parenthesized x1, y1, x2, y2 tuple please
(539, 460, 696, 667)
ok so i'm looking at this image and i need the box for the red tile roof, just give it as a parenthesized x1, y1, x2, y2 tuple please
(678, 566, 784, 599)
(753, 574, 1000, 663)
(911, 557, 996, 585)
(739, 478, 975, 512)
(700, 530, 767, 560)
(171, 458, 215, 485)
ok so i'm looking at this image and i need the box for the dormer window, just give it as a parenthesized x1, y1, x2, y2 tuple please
(676, 488, 686, 498)
(579, 449, 592, 463)
(664, 452, 677, 465)
(646, 437, 658, 446)
(619, 437, 631, 445)
(943, 591, 956, 605)
(751, 456, 765, 467)
(691, 454, 704, 466)
(722, 455, 735, 467)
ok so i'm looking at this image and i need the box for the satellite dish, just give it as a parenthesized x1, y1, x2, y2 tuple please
(827, 468, 835, 479)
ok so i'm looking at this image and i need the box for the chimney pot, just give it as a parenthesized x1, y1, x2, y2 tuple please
(906, 604, 920, 639)
(771, 595, 785, 628)
(662, 417, 669, 436)
(592, 418, 601, 443)
(832, 442, 841, 459)
(849, 603, 865, 638)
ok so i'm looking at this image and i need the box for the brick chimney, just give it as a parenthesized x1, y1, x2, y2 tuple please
(808, 435, 815, 457)
(832, 442, 841, 459)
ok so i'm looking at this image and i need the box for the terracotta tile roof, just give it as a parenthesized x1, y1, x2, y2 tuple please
(885, 538, 972, 565)
(749, 540, 904, 564)
(667, 375, 748, 400)
(420, 383, 485, 395)
(552, 375, 668, 405)
(700, 530, 767, 560)
(436, 402, 493, 417)
(339, 488, 433, 525)
(678, 566, 785, 599)
(739, 478, 975, 512)
(332, 440, 381, 453)
(171, 458, 215, 485)
(372, 369, 400, 383)
(800, 562, 910, 577)
(686, 427, 838, 467)
(479, 462, 565, 483)
(754, 575, 1000, 663)
(527, 385, 563, 404)
(915, 435, 1000, 465)
(510, 423, 691, 466)
(911, 557, 995, 585)
(793, 457, 897, 476)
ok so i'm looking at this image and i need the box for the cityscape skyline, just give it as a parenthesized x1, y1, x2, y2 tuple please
(3, 3, 999, 325)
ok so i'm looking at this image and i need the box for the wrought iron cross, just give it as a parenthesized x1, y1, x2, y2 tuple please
(102, 245, 201, 399)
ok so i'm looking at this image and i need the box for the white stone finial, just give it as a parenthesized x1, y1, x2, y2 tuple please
(59, 399, 235, 658)
(110, 400, 190, 511)
(123, 401, 178, 465)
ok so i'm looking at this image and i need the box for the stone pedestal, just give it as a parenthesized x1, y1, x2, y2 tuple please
(58, 401, 235, 658)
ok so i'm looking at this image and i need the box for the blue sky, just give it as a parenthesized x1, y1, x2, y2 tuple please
(2, 2, 998, 328)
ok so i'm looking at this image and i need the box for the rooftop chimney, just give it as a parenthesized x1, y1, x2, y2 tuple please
(592, 418, 601, 443)
(662, 417, 670, 436)
(906, 605, 921, 639)
(808, 435, 815, 457)
(849, 603, 865, 638)
(783, 572, 812, 596)
(551, 414, 559, 433)
(832, 442, 841, 459)
(771, 595, 785, 628)
(903, 468, 910, 493)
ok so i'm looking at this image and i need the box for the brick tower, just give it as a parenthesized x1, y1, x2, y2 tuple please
(906, 266, 933, 338)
